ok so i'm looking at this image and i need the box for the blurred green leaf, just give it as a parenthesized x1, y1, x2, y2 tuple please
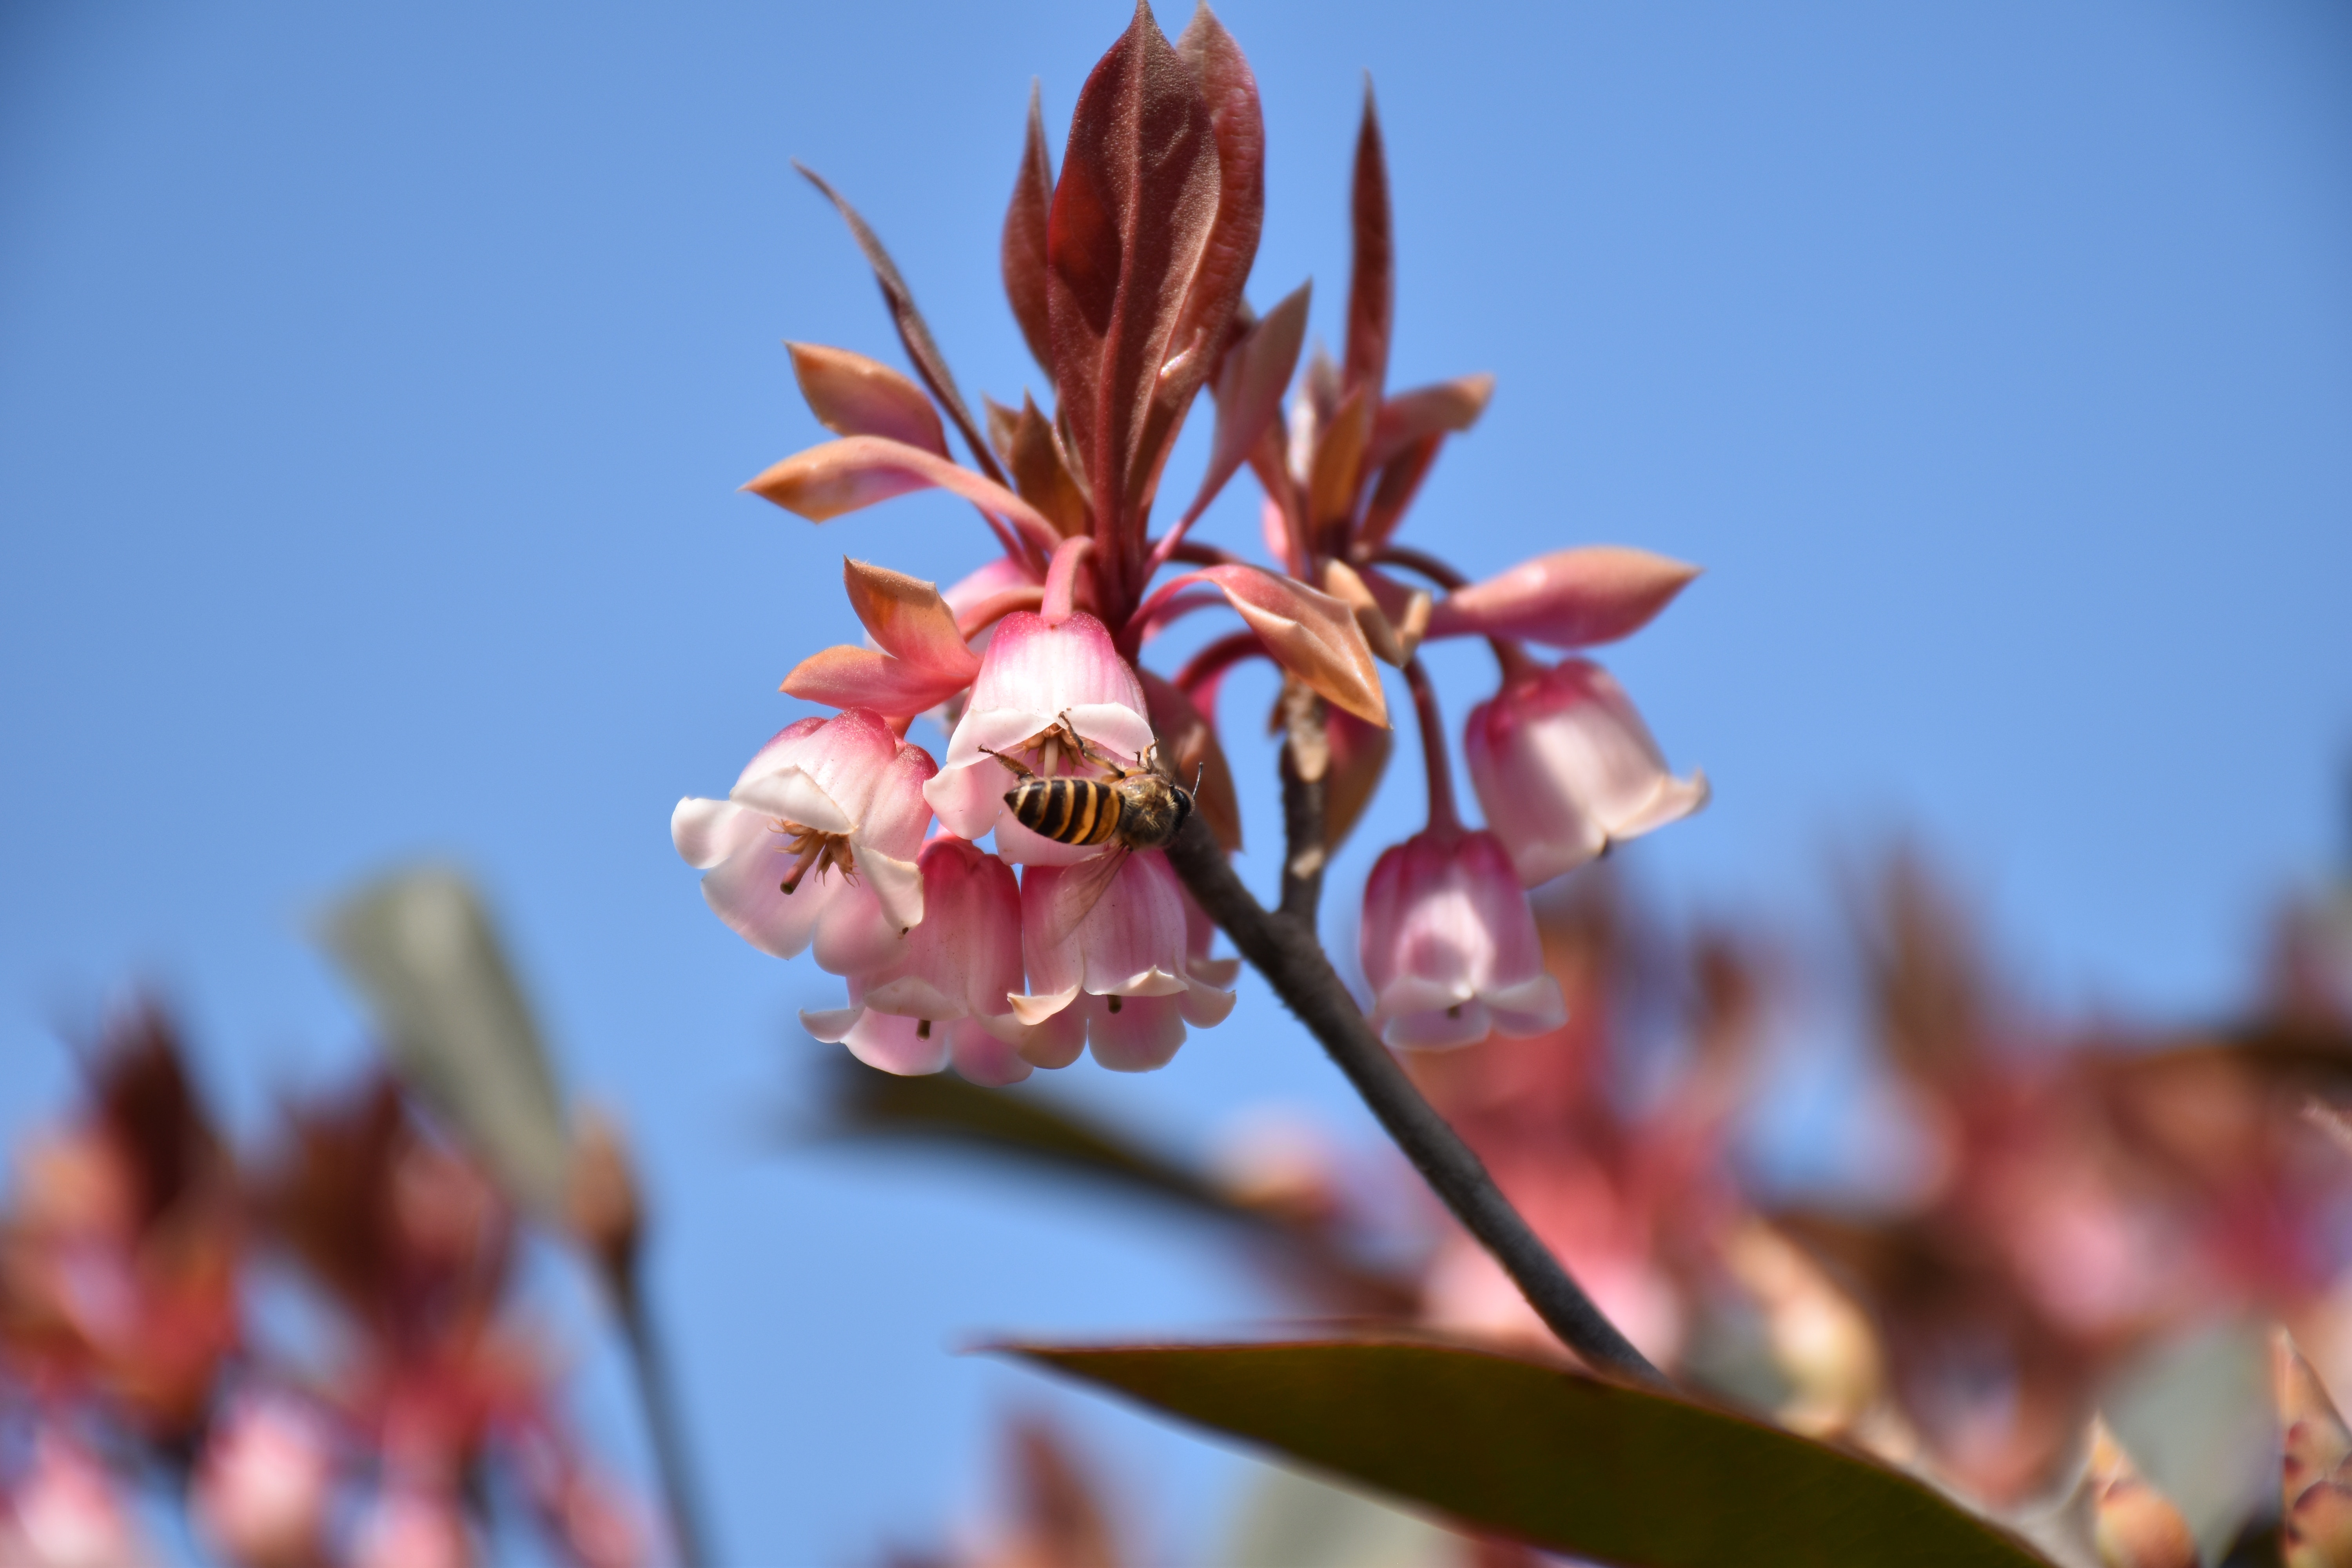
(816, 1053, 1241, 1219)
(317, 864, 571, 1218)
(1005, 1339, 2055, 1568)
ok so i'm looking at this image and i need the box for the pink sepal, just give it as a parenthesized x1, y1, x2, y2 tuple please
(1425, 546, 1699, 649)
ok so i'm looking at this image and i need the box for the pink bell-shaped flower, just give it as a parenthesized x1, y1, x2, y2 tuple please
(1009, 851, 1236, 1072)
(192, 1394, 336, 1568)
(800, 836, 1039, 1085)
(0, 1431, 151, 1568)
(923, 611, 1158, 866)
(1463, 657, 1707, 888)
(671, 707, 936, 975)
(1360, 826, 1567, 1050)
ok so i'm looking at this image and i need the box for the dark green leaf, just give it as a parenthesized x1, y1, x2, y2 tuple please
(1004, 1339, 2054, 1568)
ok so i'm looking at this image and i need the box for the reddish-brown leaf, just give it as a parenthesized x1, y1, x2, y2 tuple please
(788, 343, 951, 457)
(1047, 2, 1223, 555)
(1366, 374, 1494, 474)
(1178, 280, 1308, 530)
(1307, 383, 1374, 541)
(1343, 83, 1394, 402)
(1008, 393, 1093, 539)
(1356, 434, 1440, 552)
(1002, 81, 1056, 375)
(796, 162, 1011, 489)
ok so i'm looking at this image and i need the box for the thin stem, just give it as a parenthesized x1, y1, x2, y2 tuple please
(1369, 543, 1470, 592)
(1165, 815, 1668, 1388)
(1040, 535, 1094, 624)
(603, 1255, 713, 1568)
(1401, 657, 1460, 834)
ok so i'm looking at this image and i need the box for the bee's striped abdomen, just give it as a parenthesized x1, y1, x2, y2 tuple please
(1011, 777, 1124, 846)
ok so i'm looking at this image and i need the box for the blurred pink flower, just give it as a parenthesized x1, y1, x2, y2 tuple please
(801, 836, 1038, 1085)
(0, 1432, 151, 1568)
(1010, 851, 1235, 1072)
(192, 1394, 336, 1568)
(352, 1465, 470, 1568)
(1360, 828, 1566, 1050)
(1463, 657, 1707, 888)
(671, 707, 936, 973)
(923, 611, 1157, 866)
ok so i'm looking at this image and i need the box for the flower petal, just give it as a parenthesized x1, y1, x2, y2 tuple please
(781, 645, 970, 718)
(671, 796, 764, 870)
(730, 766, 853, 835)
(1086, 993, 1189, 1073)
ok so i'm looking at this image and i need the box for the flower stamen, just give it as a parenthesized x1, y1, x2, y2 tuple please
(771, 820, 858, 895)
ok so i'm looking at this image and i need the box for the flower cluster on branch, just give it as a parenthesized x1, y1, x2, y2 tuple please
(676, 1, 1705, 1087)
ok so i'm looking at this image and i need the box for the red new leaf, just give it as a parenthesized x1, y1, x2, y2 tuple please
(1047, 2, 1223, 563)
(1002, 82, 1056, 375)
(1343, 83, 1394, 402)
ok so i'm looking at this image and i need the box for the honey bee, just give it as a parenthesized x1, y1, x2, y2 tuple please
(984, 715, 1198, 943)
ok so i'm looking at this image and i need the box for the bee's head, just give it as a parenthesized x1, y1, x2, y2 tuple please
(1169, 775, 1194, 834)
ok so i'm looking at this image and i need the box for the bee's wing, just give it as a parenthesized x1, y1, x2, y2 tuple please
(1036, 846, 1129, 951)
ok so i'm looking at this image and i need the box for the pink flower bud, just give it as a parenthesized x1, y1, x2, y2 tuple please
(1359, 828, 1567, 1050)
(671, 708, 936, 973)
(1008, 851, 1236, 1072)
(1463, 659, 1707, 888)
(351, 1477, 471, 1568)
(192, 1395, 336, 1568)
(924, 612, 1157, 865)
(800, 837, 1039, 1085)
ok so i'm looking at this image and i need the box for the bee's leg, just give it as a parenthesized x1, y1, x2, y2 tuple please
(978, 744, 1038, 781)
(1054, 709, 1137, 780)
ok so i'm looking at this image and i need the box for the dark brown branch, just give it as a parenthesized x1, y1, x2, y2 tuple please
(1367, 542, 1471, 592)
(1165, 816, 1668, 1388)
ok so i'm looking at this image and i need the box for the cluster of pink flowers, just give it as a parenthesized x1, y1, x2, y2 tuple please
(0, 1013, 646, 1568)
(676, 1, 1703, 1080)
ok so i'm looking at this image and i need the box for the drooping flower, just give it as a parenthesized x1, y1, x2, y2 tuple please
(1010, 851, 1236, 1072)
(671, 707, 935, 974)
(1463, 658, 1708, 889)
(923, 611, 1158, 865)
(1360, 827, 1566, 1050)
(800, 835, 1040, 1086)
(0, 1432, 152, 1568)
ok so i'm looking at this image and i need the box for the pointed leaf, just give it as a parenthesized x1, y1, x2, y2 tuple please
(788, 342, 950, 457)
(317, 866, 571, 1218)
(1307, 384, 1374, 538)
(1424, 546, 1701, 648)
(1358, 434, 1439, 551)
(1320, 557, 1407, 668)
(746, 435, 1062, 551)
(1005, 1340, 2055, 1568)
(1154, 564, 1387, 726)
(1009, 393, 1094, 538)
(1343, 85, 1394, 401)
(1047, 2, 1223, 542)
(1182, 281, 1307, 529)
(841, 558, 981, 680)
(796, 162, 1010, 487)
(780, 644, 968, 717)
(1002, 82, 1057, 374)
(984, 394, 1022, 462)
(1366, 374, 1494, 474)
(1141, 669, 1239, 852)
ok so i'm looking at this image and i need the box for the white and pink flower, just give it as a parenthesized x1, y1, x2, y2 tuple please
(1009, 852, 1236, 1072)
(922, 611, 1158, 866)
(1360, 828, 1567, 1051)
(800, 836, 1039, 1086)
(671, 707, 935, 975)
(1464, 658, 1708, 889)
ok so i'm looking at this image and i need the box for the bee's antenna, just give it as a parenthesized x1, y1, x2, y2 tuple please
(1192, 763, 1204, 793)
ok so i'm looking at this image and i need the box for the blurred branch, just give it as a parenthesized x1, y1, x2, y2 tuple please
(1167, 804, 1668, 1388)
(812, 1055, 1416, 1316)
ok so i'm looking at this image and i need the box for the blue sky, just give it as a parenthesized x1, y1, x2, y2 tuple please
(4, 2, 2349, 1561)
